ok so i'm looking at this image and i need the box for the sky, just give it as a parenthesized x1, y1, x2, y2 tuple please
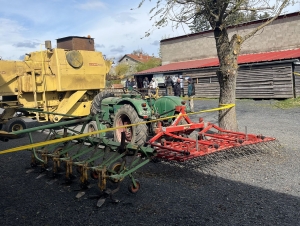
(0, 0, 189, 61)
(0, 0, 299, 61)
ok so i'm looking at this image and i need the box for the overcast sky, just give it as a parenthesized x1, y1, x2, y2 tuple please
(0, 0, 299, 61)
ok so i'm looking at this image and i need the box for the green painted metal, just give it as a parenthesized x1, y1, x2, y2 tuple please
(11, 115, 93, 135)
(14, 112, 156, 195)
(154, 96, 190, 118)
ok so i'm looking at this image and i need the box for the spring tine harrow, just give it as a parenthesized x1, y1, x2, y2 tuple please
(149, 106, 278, 163)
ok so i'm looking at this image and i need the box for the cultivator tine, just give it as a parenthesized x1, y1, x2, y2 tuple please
(36, 174, 46, 179)
(97, 198, 106, 208)
(76, 191, 86, 199)
(95, 182, 121, 207)
(26, 169, 35, 174)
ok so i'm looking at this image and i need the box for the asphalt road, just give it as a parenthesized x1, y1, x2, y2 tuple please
(0, 99, 299, 226)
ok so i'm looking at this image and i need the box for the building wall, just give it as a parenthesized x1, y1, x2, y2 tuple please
(161, 14, 300, 65)
(177, 62, 294, 99)
(119, 56, 138, 75)
(294, 64, 300, 97)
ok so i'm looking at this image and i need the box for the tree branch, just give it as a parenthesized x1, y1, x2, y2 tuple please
(241, 0, 290, 43)
(224, 0, 245, 19)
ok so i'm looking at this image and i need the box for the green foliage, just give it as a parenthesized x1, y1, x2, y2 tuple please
(114, 63, 130, 77)
(135, 58, 162, 72)
(274, 97, 300, 109)
(105, 79, 122, 88)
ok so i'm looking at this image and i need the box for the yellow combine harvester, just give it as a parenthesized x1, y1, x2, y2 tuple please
(0, 36, 112, 132)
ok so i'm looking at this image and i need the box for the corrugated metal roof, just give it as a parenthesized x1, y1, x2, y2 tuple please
(136, 48, 300, 75)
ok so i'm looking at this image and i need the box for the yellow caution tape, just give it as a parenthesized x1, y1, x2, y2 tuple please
(294, 72, 300, 76)
(0, 103, 235, 155)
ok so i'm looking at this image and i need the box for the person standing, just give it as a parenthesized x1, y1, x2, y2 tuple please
(127, 78, 135, 91)
(149, 77, 158, 95)
(165, 76, 174, 96)
(187, 78, 195, 112)
(143, 77, 149, 88)
(125, 78, 130, 88)
(179, 75, 184, 97)
(173, 78, 181, 97)
(143, 77, 150, 95)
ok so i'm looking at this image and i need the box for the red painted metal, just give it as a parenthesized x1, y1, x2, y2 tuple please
(137, 48, 300, 75)
(149, 106, 276, 162)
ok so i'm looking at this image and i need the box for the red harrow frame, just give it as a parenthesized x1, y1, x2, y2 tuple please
(149, 106, 276, 162)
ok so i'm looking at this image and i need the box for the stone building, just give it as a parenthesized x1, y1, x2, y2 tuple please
(136, 12, 300, 98)
(118, 53, 159, 76)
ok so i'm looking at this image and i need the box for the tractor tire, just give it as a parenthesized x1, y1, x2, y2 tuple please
(86, 121, 102, 138)
(90, 91, 114, 115)
(4, 118, 27, 137)
(113, 104, 148, 146)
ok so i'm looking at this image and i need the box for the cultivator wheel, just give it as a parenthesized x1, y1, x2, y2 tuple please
(128, 179, 140, 194)
(4, 118, 27, 138)
(113, 104, 148, 146)
(108, 162, 124, 183)
(87, 121, 98, 137)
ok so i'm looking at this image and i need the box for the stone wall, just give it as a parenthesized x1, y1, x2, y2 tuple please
(118, 56, 138, 75)
(161, 13, 300, 65)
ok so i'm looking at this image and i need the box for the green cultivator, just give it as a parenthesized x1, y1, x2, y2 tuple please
(0, 115, 156, 207)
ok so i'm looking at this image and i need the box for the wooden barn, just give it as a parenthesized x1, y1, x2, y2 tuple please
(136, 48, 300, 99)
(135, 12, 300, 99)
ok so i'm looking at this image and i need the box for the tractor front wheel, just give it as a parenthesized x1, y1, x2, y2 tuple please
(113, 104, 148, 146)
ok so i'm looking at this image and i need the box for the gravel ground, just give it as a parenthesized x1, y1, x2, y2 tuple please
(0, 99, 299, 226)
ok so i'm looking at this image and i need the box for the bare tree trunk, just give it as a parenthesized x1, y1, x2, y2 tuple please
(214, 27, 242, 131)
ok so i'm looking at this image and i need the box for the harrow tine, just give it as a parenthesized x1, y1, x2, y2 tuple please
(26, 169, 35, 174)
(46, 178, 58, 185)
(97, 198, 106, 208)
(76, 191, 86, 199)
(36, 174, 46, 179)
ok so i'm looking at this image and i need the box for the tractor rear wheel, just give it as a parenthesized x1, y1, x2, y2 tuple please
(91, 91, 114, 115)
(4, 118, 27, 137)
(113, 104, 148, 146)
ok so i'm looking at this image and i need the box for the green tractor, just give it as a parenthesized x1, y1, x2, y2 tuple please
(90, 90, 190, 145)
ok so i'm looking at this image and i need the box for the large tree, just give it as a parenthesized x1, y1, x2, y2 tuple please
(138, 0, 291, 131)
(190, 8, 271, 33)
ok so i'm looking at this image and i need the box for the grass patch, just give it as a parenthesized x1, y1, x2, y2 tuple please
(274, 97, 300, 109)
